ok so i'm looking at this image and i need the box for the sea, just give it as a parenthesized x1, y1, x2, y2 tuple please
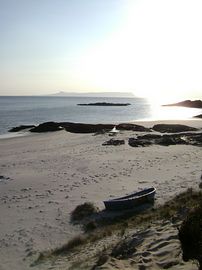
(0, 96, 201, 136)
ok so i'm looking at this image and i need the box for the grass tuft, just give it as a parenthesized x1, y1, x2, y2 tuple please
(52, 235, 87, 255)
(71, 202, 99, 222)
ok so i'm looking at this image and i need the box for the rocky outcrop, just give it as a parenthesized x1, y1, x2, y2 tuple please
(9, 125, 36, 132)
(163, 100, 202, 108)
(128, 132, 202, 147)
(128, 137, 152, 147)
(61, 123, 114, 133)
(9, 122, 199, 135)
(117, 123, 151, 132)
(10, 122, 114, 134)
(77, 102, 130, 106)
(30, 122, 63, 132)
(8, 122, 151, 134)
(152, 124, 198, 133)
(156, 135, 186, 146)
(102, 139, 125, 146)
(194, 114, 202, 118)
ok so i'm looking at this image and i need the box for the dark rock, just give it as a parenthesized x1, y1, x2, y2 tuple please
(170, 132, 202, 146)
(137, 134, 162, 140)
(128, 137, 152, 147)
(102, 139, 125, 146)
(152, 124, 198, 133)
(194, 114, 202, 118)
(187, 133, 202, 146)
(0, 175, 10, 181)
(12, 121, 151, 134)
(61, 122, 114, 134)
(9, 125, 36, 132)
(128, 132, 202, 147)
(117, 123, 151, 132)
(163, 99, 202, 108)
(156, 135, 186, 146)
(30, 122, 63, 133)
(77, 102, 130, 106)
(134, 134, 162, 146)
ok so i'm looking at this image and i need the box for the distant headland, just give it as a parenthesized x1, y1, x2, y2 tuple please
(49, 91, 135, 98)
(163, 99, 202, 108)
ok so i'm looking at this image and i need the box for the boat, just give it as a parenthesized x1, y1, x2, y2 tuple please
(103, 187, 156, 211)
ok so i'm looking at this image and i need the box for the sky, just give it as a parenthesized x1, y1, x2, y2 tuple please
(1, 0, 202, 102)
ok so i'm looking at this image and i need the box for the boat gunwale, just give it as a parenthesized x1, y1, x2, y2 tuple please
(103, 187, 156, 204)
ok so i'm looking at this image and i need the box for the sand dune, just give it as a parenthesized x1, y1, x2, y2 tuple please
(91, 221, 197, 270)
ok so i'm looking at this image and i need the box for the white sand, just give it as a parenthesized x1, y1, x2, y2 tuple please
(0, 119, 201, 269)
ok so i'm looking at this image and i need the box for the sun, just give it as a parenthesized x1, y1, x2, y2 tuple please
(69, 0, 201, 102)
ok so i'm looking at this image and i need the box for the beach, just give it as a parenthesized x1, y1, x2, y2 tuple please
(0, 119, 202, 270)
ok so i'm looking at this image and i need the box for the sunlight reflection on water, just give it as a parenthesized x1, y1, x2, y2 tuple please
(150, 104, 201, 120)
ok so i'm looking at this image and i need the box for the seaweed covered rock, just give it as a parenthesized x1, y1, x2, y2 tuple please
(102, 139, 125, 146)
(178, 206, 202, 269)
(62, 123, 114, 133)
(128, 132, 202, 147)
(62, 123, 150, 133)
(10, 121, 152, 134)
(117, 123, 151, 132)
(156, 135, 186, 146)
(128, 137, 152, 147)
(152, 124, 198, 133)
(30, 122, 63, 132)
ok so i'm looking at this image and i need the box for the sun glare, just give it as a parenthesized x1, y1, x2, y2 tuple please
(70, 0, 202, 101)
(150, 104, 201, 120)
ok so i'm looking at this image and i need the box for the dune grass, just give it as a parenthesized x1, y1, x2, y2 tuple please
(71, 202, 99, 222)
(35, 188, 202, 266)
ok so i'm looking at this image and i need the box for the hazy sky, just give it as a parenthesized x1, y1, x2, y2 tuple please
(1, 0, 202, 102)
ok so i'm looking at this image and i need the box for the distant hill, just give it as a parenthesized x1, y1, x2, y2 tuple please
(49, 91, 135, 98)
(163, 99, 202, 108)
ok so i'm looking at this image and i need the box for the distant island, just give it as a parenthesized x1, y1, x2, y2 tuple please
(49, 91, 135, 98)
(194, 114, 202, 118)
(77, 102, 131, 106)
(163, 99, 202, 108)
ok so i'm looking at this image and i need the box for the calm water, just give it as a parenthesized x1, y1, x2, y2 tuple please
(0, 96, 201, 135)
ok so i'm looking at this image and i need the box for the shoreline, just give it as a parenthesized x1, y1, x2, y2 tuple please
(133, 117, 202, 128)
(0, 119, 201, 269)
(0, 131, 32, 140)
(0, 118, 201, 140)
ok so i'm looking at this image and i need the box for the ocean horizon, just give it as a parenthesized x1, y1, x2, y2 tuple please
(0, 96, 201, 135)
